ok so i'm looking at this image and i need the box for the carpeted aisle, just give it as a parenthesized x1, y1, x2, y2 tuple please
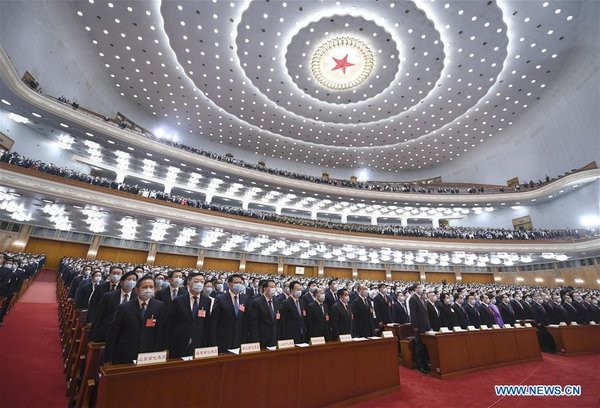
(0, 270, 67, 408)
(355, 352, 600, 408)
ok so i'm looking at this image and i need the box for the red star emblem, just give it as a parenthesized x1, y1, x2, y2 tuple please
(331, 54, 354, 75)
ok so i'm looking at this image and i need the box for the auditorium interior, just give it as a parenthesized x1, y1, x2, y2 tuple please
(0, 0, 598, 407)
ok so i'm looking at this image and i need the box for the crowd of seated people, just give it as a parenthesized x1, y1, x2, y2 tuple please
(3, 151, 598, 242)
(58, 257, 599, 367)
(22, 85, 594, 194)
(0, 252, 46, 325)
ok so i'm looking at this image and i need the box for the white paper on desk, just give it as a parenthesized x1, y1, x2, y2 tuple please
(295, 343, 310, 347)
(548, 324, 560, 328)
(228, 348, 241, 354)
(266, 346, 277, 351)
(181, 356, 193, 361)
(386, 323, 398, 327)
(352, 337, 368, 341)
(426, 330, 437, 335)
(367, 336, 381, 340)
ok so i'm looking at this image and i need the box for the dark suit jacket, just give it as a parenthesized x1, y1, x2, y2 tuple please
(87, 281, 119, 323)
(373, 293, 393, 325)
(301, 292, 316, 307)
(105, 298, 166, 364)
(350, 296, 375, 337)
(563, 302, 578, 323)
(167, 293, 212, 358)
(510, 299, 526, 320)
(330, 301, 352, 339)
(306, 301, 331, 340)
(90, 290, 137, 342)
(452, 303, 468, 329)
(438, 303, 457, 329)
(68, 275, 86, 299)
(247, 296, 280, 348)
(409, 294, 430, 333)
(392, 301, 410, 324)
(426, 301, 441, 331)
(155, 285, 188, 313)
(324, 290, 338, 309)
(498, 302, 517, 325)
(531, 302, 550, 326)
(550, 303, 570, 325)
(74, 282, 95, 310)
(478, 304, 495, 327)
(279, 297, 306, 344)
(464, 304, 481, 328)
(209, 292, 248, 352)
(572, 300, 590, 324)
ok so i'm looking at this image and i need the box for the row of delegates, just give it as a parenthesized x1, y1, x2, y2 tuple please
(0, 253, 46, 326)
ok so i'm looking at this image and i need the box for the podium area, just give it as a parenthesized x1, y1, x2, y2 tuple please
(421, 327, 541, 379)
(96, 338, 400, 408)
(547, 325, 600, 356)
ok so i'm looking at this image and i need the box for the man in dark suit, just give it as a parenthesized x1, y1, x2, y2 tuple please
(90, 271, 138, 342)
(392, 292, 410, 324)
(87, 266, 124, 323)
(452, 294, 469, 329)
(373, 283, 393, 326)
(351, 284, 375, 338)
(562, 295, 579, 323)
(167, 272, 211, 358)
(105, 275, 167, 364)
(246, 277, 260, 298)
(155, 270, 187, 313)
(438, 293, 456, 330)
(478, 294, 496, 328)
(247, 279, 280, 348)
(301, 280, 318, 307)
(426, 291, 441, 331)
(74, 269, 103, 309)
(279, 281, 306, 344)
(330, 289, 353, 340)
(510, 292, 527, 320)
(531, 292, 555, 353)
(571, 292, 590, 324)
(498, 294, 517, 326)
(324, 279, 339, 309)
(550, 294, 570, 325)
(209, 274, 248, 353)
(306, 288, 331, 341)
(409, 284, 430, 374)
(68, 265, 92, 299)
(464, 294, 481, 328)
(211, 279, 225, 298)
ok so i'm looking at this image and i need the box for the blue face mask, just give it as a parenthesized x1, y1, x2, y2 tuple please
(232, 283, 245, 294)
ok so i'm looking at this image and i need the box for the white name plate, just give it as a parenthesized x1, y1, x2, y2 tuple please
(570, 322, 578, 326)
(481, 325, 491, 330)
(440, 327, 451, 333)
(492, 324, 501, 329)
(590, 321, 598, 325)
(339, 334, 353, 342)
(136, 350, 168, 366)
(240, 342, 261, 354)
(524, 323, 533, 328)
(310, 336, 326, 346)
(467, 325, 478, 331)
(277, 339, 295, 349)
(194, 346, 218, 359)
(382, 331, 395, 338)
(505, 324, 513, 328)
(559, 322, 567, 326)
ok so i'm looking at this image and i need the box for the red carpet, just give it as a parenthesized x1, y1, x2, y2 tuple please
(354, 353, 600, 408)
(0, 270, 67, 408)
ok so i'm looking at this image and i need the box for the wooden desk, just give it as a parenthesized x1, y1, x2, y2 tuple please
(421, 327, 541, 379)
(95, 338, 399, 408)
(547, 325, 600, 356)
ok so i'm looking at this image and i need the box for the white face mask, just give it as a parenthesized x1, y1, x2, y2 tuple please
(268, 287, 277, 297)
(123, 280, 137, 292)
(109, 274, 122, 284)
(172, 277, 184, 287)
(316, 293, 325, 302)
(139, 288, 154, 301)
(191, 282, 204, 293)
(92, 276, 102, 284)
(292, 290, 302, 298)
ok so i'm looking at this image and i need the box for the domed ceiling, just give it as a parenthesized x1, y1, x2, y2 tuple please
(72, 0, 580, 171)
